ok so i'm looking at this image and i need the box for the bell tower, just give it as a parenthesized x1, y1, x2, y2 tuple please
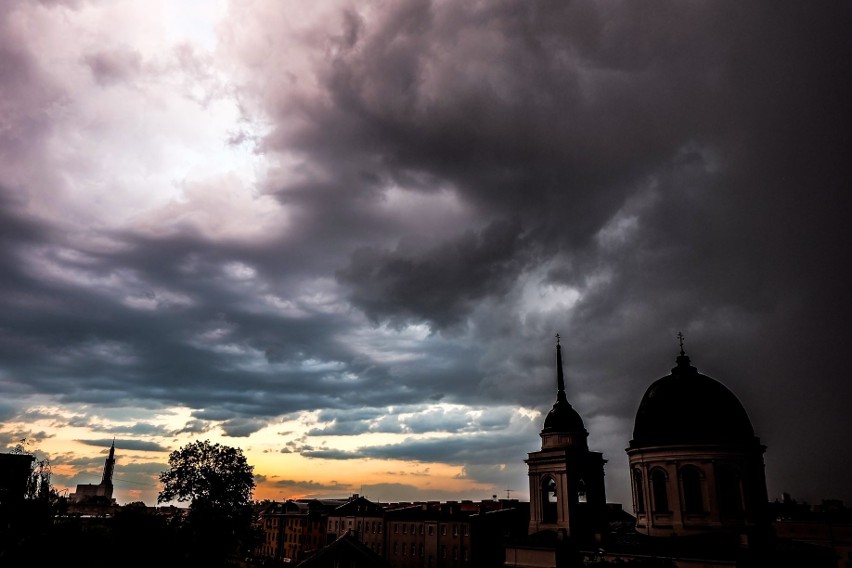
(525, 335, 607, 542)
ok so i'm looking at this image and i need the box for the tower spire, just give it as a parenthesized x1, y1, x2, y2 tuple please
(101, 438, 116, 486)
(556, 333, 566, 400)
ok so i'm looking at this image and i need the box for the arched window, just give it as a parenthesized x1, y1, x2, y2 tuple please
(681, 466, 704, 513)
(717, 465, 743, 515)
(542, 477, 557, 523)
(651, 468, 669, 513)
(577, 478, 587, 503)
(633, 469, 645, 514)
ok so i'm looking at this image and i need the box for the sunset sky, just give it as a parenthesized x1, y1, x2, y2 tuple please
(1, 0, 850, 512)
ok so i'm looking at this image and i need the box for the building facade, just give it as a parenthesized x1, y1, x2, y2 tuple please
(326, 494, 386, 555)
(257, 496, 526, 567)
(255, 499, 344, 564)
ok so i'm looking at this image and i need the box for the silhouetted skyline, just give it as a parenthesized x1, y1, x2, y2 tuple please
(0, 1, 850, 511)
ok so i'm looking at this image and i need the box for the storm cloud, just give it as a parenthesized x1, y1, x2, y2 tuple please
(0, 0, 850, 509)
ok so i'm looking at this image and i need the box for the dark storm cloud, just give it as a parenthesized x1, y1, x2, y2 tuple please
(457, 464, 518, 489)
(1, 0, 851, 509)
(220, 417, 269, 437)
(80, 438, 168, 452)
(247, 0, 852, 505)
(176, 419, 209, 435)
(104, 422, 177, 438)
(359, 482, 492, 503)
(302, 428, 534, 466)
(307, 419, 376, 436)
(0, 403, 19, 422)
(278, 0, 852, 335)
(268, 478, 350, 494)
(0, 221, 433, 417)
(399, 406, 515, 434)
(338, 218, 532, 328)
(307, 405, 515, 436)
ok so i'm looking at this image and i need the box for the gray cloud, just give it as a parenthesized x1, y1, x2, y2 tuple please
(302, 427, 536, 470)
(79, 438, 169, 452)
(358, 482, 504, 504)
(0, 0, 850, 510)
(267, 478, 351, 495)
(338, 219, 533, 328)
(83, 48, 142, 86)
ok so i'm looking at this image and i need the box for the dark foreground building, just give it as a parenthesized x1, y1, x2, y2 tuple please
(0, 451, 35, 506)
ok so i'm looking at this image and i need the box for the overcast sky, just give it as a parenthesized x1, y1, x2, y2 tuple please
(1, 0, 850, 511)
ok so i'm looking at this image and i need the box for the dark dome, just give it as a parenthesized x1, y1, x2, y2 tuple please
(543, 394, 586, 433)
(630, 353, 755, 447)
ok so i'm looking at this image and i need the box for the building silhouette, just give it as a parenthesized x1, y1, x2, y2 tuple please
(504, 335, 609, 567)
(0, 451, 35, 507)
(503, 334, 836, 567)
(257, 498, 346, 564)
(326, 494, 386, 555)
(69, 439, 118, 514)
(627, 334, 769, 539)
(255, 495, 527, 567)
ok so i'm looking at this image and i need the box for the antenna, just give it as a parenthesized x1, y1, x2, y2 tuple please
(505, 488, 513, 499)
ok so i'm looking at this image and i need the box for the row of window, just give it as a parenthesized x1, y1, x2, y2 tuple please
(392, 543, 469, 560)
(328, 518, 470, 537)
(330, 519, 384, 533)
(633, 465, 744, 515)
(392, 523, 468, 537)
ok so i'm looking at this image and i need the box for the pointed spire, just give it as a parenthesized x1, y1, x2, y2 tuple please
(542, 333, 586, 439)
(101, 438, 116, 486)
(556, 333, 567, 400)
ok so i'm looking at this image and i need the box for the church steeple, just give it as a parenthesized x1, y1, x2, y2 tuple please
(542, 334, 586, 439)
(101, 438, 116, 486)
(525, 334, 608, 540)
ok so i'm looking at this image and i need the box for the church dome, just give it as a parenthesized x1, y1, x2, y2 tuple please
(543, 395, 586, 433)
(630, 352, 755, 447)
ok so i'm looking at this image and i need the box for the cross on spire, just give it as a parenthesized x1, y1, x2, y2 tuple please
(677, 331, 685, 356)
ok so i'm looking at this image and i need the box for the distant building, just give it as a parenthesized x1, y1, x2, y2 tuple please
(68, 439, 118, 515)
(326, 494, 386, 555)
(255, 498, 345, 564)
(383, 501, 483, 567)
(769, 496, 852, 568)
(256, 495, 527, 567)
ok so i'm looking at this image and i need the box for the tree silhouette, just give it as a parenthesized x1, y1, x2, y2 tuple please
(158, 440, 259, 565)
